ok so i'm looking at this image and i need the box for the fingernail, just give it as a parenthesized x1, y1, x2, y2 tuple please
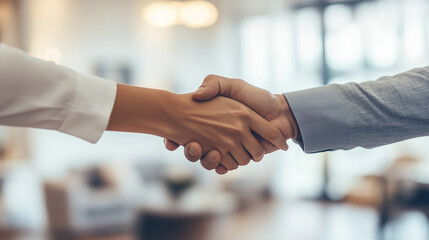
(189, 147, 198, 156)
(196, 87, 204, 94)
(208, 155, 217, 163)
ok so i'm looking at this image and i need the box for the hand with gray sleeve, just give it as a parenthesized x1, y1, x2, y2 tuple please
(165, 68, 429, 174)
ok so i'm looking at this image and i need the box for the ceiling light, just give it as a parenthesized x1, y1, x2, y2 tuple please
(142, 1, 182, 28)
(143, 1, 218, 28)
(180, 1, 218, 28)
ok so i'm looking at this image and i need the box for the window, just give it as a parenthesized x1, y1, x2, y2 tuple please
(240, 0, 429, 199)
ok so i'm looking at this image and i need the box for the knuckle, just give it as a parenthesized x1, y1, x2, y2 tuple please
(204, 74, 217, 82)
(232, 127, 244, 137)
(223, 137, 238, 149)
(268, 128, 281, 142)
(226, 124, 247, 138)
(232, 78, 245, 86)
(235, 109, 251, 121)
(226, 126, 239, 135)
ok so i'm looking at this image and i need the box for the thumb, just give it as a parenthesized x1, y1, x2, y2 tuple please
(192, 74, 221, 101)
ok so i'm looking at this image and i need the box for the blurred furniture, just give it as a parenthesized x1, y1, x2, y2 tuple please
(137, 188, 236, 240)
(44, 166, 136, 239)
(343, 155, 429, 239)
(221, 170, 273, 208)
(134, 157, 273, 240)
(136, 166, 237, 240)
(378, 159, 429, 240)
(346, 155, 429, 240)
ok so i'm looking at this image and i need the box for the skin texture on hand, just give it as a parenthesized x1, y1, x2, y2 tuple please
(107, 84, 287, 170)
(164, 75, 299, 174)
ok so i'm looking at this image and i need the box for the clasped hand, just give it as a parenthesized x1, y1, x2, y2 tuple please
(163, 93, 287, 171)
(165, 75, 299, 174)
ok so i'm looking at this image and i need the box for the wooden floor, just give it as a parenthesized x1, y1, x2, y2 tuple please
(6, 200, 429, 240)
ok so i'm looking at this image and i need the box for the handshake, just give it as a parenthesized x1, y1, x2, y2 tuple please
(163, 75, 299, 174)
(108, 74, 299, 175)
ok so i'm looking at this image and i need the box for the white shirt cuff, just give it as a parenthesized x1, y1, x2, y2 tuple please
(58, 73, 117, 143)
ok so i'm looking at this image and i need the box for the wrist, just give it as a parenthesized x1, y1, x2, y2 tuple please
(152, 92, 190, 140)
(275, 94, 299, 139)
(107, 84, 177, 138)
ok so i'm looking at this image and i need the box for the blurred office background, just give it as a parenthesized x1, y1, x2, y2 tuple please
(1, 0, 429, 239)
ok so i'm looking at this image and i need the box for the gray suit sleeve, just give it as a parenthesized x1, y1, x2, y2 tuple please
(284, 66, 429, 153)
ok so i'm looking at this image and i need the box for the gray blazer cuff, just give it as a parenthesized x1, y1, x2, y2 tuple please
(283, 85, 349, 153)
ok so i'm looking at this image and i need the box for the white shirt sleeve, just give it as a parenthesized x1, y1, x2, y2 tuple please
(0, 44, 117, 143)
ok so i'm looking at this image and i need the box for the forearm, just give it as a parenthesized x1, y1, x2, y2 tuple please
(334, 67, 429, 149)
(285, 66, 429, 153)
(107, 84, 175, 138)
